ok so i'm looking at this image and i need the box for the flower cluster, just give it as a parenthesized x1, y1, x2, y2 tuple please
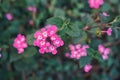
(65, 44, 89, 59)
(84, 64, 92, 72)
(98, 44, 111, 60)
(13, 34, 28, 54)
(88, 0, 104, 9)
(33, 25, 64, 55)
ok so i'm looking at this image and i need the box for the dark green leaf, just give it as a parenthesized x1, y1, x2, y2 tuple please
(22, 47, 37, 58)
(46, 17, 64, 28)
(79, 56, 92, 68)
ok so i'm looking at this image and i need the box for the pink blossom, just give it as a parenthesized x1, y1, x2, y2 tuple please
(33, 25, 64, 55)
(88, 0, 104, 9)
(101, 28, 112, 36)
(102, 55, 108, 60)
(84, 64, 92, 72)
(102, 12, 109, 17)
(98, 44, 105, 54)
(32, 6, 37, 12)
(65, 44, 89, 59)
(39, 48, 45, 54)
(69, 44, 75, 51)
(75, 44, 81, 49)
(6, 13, 13, 21)
(13, 34, 28, 54)
(106, 28, 112, 36)
(27, 6, 37, 12)
(98, 44, 111, 60)
(46, 25, 58, 36)
(104, 48, 110, 55)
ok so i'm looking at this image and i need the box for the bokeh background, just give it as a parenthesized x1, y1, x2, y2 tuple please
(0, 0, 120, 80)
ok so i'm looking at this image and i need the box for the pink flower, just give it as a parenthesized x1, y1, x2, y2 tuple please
(102, 55, 108, 60)
(46, 25, 58, 36)
(18, 48, 24, 54)
(13, 34, 28, 54)
(84, 64, 92, 72)
(27, 6, 37, 12)
(65, 44, 89, 59)
(34, 25, 64, 55)
(69, 44, 75, 51)
(102, 12, 109, 17)
(106, 28, 112, 36)
(88, 0, 104, 9)
(98, 44, 105, 54)
(104, 48, 110, 55)
(98, 44, 111, 60)
(6, 13, 13, 21)
(101, 28, 112, 36)
(32, 6, 37, 12)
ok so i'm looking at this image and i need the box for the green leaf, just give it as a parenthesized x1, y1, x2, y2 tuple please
(22, 47, 37, 58)
(111, 16, 120, 27)
(101, 3, 111, 12)
(54, 8, 65, 18)
(26, 33, 34, 46)
(35, 12, 45, 26)
(79, 56, 92, 68)
(9, 52, 22, 63)
(87, 48, 102, 61)
(46, 17, 64, 28)
(74, 30, 87, 43)
(82, 14, 95, 26)
(99, 14, 111, 23)
(0, 51, 8, 61)
(26, 0, 36, 6)
(66, 28, 80, 37)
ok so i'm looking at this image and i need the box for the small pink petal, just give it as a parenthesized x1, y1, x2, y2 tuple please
(106, 28, 112, 36)
(104, 48, 110, 55)
(6, 13, 13, 21)
(102, 12, 109, 17)
(102, 55, 108, 60)
(84, 64, 92, 72)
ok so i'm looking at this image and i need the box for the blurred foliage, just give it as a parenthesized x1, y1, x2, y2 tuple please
(0, 0, 120, 80)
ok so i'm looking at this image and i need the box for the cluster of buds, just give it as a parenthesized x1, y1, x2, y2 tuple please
(98, 44, 111, 60)
(33, 25, 64, 55)
(65, 44, 89, 59)
(13, 34, 28, 54)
